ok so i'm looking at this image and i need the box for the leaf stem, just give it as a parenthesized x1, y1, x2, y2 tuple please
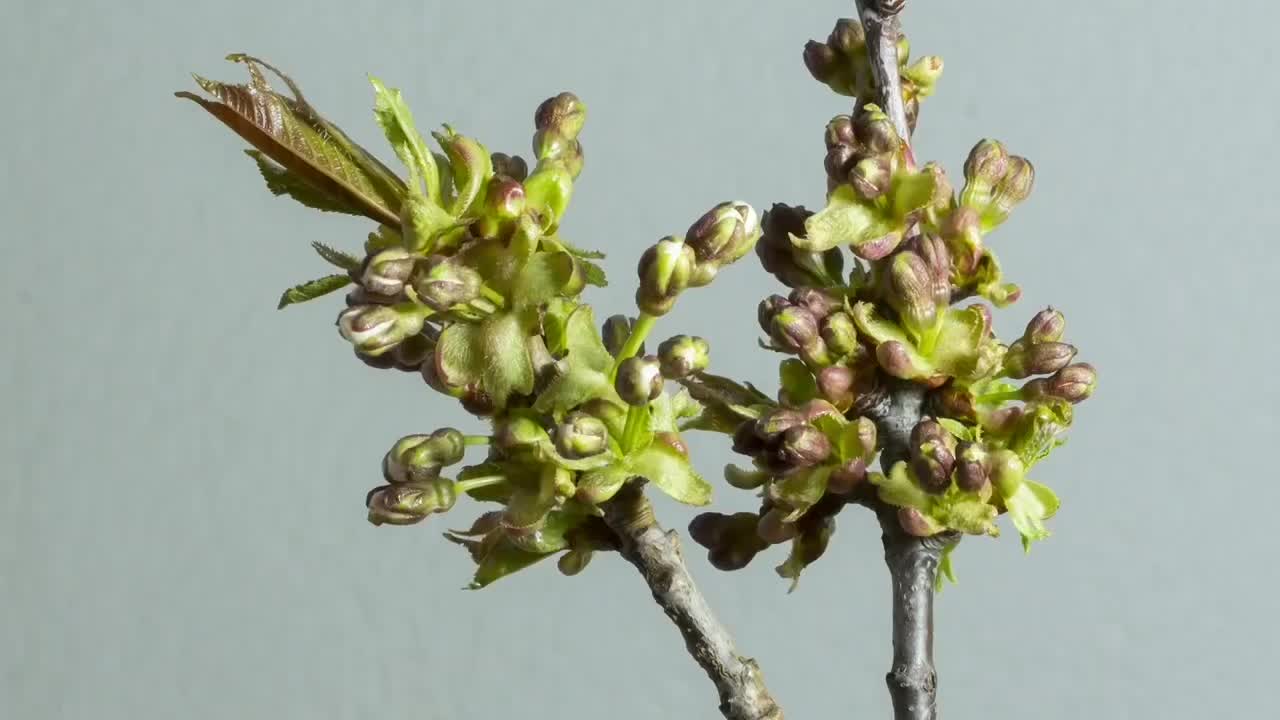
(975, 390, 1022, 405)
(609, 312, 657, 381)
(462, 435, 491, 446)
(455, 475, 506, 493)
(621, 403, 649, 453)
(480, 285, 507, 308)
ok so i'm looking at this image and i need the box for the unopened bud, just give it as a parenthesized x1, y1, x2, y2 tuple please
(770, 305, 822, 354)
(828, 18, 865, 54)
(688, 512, 731, 548)
(876, 340, 917, 379)
(887, 251, 939, 335)
(989, 449, 1026, 498)
(963, 139, 1010, 190)
(789, 287, 842, 321)
(803, 40, 840, 85)
(779, 425, 832, 468)
(411, 255, 482, 311)
(758, 295, 792, 335)
(482, 175, 526, 220)
(898, 506, 944, 537)
(825, 144, 857, 184)
(1044, 363, 1096, 403)
(383, 428, 466, 484)
(636, 237, 695, 316)
(601, 315, 644, 357)
(490, 152, 529, 181)
(615, 355, 664, 406)
(1024, 307, 1066, 344)
(1004, 341, 1077, 379)
(366, 479, 457, 526)
(685, 201, 761, 267)
(534, 92, 586, 138)
(853, 104, 900, 155)
(825, 115, 856, 149)
(555, 412, 609, 458)
(657, 335, 710, 379)
(557, 549, 593, 576)
(816, 366, 855, 411)
(820, 311, 860, 358)
(992, 156, 1035, 214)
(754, 408, 808, 441)
(850, 156, 893, 200)
(828, 457, 868, 494)
(337, 304, 425, 356)
(361, 248, 416, 297)
(955, 441, 990, 493)
(495, 415, 550, 456)
(934, 385, 977, 422)
(732, 420, 767, 455)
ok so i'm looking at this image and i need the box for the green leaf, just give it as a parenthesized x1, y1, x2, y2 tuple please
(554, 237, 605, 260)
(850, 302, 934, 379)
(458, 463, 513, 503)
(479, 312, 535, 407)
(871, 462, 930, 510)
(1002, 479, 1060, 552)
(365, 225, 403, 254)
(890, 167, 941, 217)
(629, 443, 711, 506)
(929, 307, 986, 379)
(467, 535, 555, 589)
(369, 75, 440, 204)
(936, 417, 977, 442)
(532, 305, 619, 415)
(434, 322, 483, 388)
(796, 185, 897, 256)
(506, 509, 584, 554)
(276, 274, 351, 309)
(178, 55, 405, 228)
(779, 359, 818, 404)
(649, 389, 703, 435)
(539, 298, 578, 355)
(552, 237, 608, 287)
(675, 373, 773, 434)
(562, 306, 613, 372)
(576, 464, 633, 505)
(935, 542, 959, 592)
(310, 241, 361, 271)
(768, 467, 830, 520)
(512, 251, 576, 309)
(775, 515, 836, 592)
(245, 150, 367, 217)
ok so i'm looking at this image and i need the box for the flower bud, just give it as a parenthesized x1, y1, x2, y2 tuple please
(989, 449, 1026, 499)
(898, 506, 944, 537)
(788, 287, 842, 321)
(601, 315, 644, 357)
(724, 464, 769, 490)
(688, 512, 731, 548)
(756, 204, 845, 289)
(477, 175, 526, 234)
(827, 18, 866, 55)
(827, 457, 868, 494)
(816, 366, 855, 411)
(411, 256, 482, 311)
(657, 335, 711, 379)
(850, 156, 893, 200)
(876, 340, 917, 379)
(578, 398, 628, 438)
(383, 428, 467, 484)
(555, 412, 609, 459)
(934, 385, 977, 422)
(1024, 307, 1066, 344)
(754, 408, 807, 442)
(887, 251, 939, 336)
(819, 311, 860, 358)
(1044, 363, 1096, 403)
(853, 105, 900, 155)
(615, 355, 664, 406)
(911, 441, 955, 494)
(490, 152, 529, 181)
(963, 139, 1009, 190)
(434, 128, 491, 214)
(337, 304, 425, 356)
(534, 92, 586, 139)
(991, 156, 1035, 214)
(685, 201, 761, 267)
(495, 415, 550, 456)
(779, 424, 832, 468)
(757, 508, 798, 545)
(708, 545, 757, 572)
(1004, 341, 1077, 379)
(366, 479, 457, 526)
(825, 115, 856, 149)
(913, 233, 953, 308)
(636, 238, 695, 316)
(557, 549, 593, 576)
(803, 40, 841, 85)
(770, 305, 821, 354)
(757, 295, 792, 335)
(392, 333, 433, 370)
(825, 144, 857, 184)
(360, 247, 417, 297)
(954, 441, 990, 493)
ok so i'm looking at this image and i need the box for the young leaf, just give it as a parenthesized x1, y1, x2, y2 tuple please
(276, 274, 351, 309)
(178, 55, 406, 227)
(628, 443, 711, 506)
(369, 76, 440, 204)
(245, 150, 367, 217)
(649, 389, 703, 434)
(466, 535, 555, 589)
(550, 236, 608, 286)
(479, 312, 535, 407)
(775, 515, 835, 592)
(936, 417, 977, 442)
(512, 251, 576, 309)
(310, 241, 361, 271)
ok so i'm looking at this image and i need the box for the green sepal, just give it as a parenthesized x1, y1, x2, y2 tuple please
(276, 273, 351, 309)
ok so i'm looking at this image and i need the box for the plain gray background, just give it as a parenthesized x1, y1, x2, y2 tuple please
(3, 0, 1277, 717)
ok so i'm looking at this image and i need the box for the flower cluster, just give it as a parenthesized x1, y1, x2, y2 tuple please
(179, 55, 762, 587)
(687, 23, 1096, 584)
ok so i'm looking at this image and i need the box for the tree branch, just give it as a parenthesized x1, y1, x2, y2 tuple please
(854, 3, 958, 716)
(602, 482, 784, 720)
